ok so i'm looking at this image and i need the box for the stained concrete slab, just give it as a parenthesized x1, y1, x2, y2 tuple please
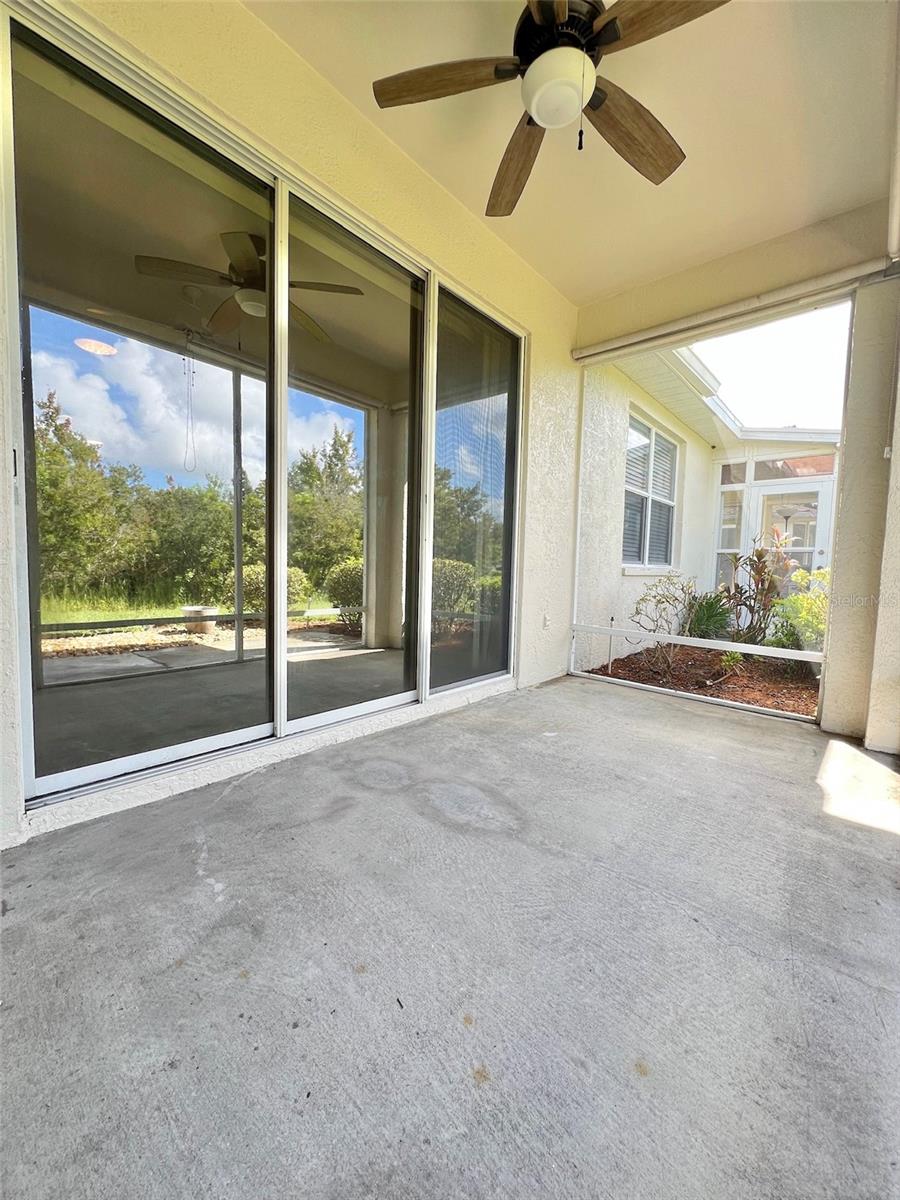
(3, 679, 899, 1200)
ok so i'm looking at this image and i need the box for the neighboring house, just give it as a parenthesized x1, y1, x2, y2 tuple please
(575, 347, 840, 647)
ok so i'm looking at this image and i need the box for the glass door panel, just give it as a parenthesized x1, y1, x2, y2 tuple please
(430, 291, 519, 689)
(751, 482, 834, 588)
(286, 196, 423, 721)
(715, 488, 744, 586)
(11, 30, 273, 781)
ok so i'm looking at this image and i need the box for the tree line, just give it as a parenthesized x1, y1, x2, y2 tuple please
(34, 391, 505, 611)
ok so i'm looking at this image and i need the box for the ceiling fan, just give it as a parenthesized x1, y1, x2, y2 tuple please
(135, 231, 363, 343)
(373, 0, 729, 216)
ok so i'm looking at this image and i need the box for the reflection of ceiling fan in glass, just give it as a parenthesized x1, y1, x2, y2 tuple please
(134, 231, 362, 343)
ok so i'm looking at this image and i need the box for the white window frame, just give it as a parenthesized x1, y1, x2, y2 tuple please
(622, 415, 678, 568)
(712, 452, 839, 588)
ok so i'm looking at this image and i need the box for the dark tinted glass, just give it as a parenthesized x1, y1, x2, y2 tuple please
(430, 291, 519, 688)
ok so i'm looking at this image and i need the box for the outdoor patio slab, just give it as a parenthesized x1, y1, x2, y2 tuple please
(2, 679, 898, 1200)
(40, 651, 162, 684)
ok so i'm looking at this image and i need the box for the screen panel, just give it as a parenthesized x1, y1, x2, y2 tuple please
(430, 291, 519, 689)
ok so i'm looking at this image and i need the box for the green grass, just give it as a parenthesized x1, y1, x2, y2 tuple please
(41, 591, 188, 626)
(42, 588, 341, 627)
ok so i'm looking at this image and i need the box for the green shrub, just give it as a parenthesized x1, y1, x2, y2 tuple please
(433, 558, 475, 613)
(773, 567, 829, 652)
(284, 567, 311, 613)
(766, 615, 814, 681)
(222, 563, 309, 616)
(686, 591, 731, 640)
(324, 556, 364, 633)
(476, 573, 503, 617)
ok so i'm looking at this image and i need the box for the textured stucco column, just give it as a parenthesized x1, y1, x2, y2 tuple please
(366, 405, 407, 650)
(864, 356, 900, 753)
(819, 278, 900, 739)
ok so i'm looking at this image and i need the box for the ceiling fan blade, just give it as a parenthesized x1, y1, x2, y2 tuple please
(134, 256, 233, 287)
(290, 302, 331, 344)
(585, 79, 685, 184)
(594, 0, 730, 53)
(554, 1, 569, 21)
(486, 113, 545, 218)
(527, 1, 545, 22)
(220, 231, 265, 280)
(373, 57, 520, 108)
(289, 281, 364, 295)
(207, 295, 242, 335)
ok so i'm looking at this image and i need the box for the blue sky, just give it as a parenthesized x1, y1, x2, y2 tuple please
(30, 306, 364, 490)
(30, 306, 510, 509)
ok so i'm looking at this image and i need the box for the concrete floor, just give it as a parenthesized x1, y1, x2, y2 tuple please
(3, 679, 899, 1200)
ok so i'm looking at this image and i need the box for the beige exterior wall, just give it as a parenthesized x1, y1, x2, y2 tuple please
(820, 278, 900, 742)
(865, 369, 900, 754)
(574, 365, 715, 671)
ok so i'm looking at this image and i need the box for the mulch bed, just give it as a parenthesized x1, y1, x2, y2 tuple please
(589, 645, 819, 716)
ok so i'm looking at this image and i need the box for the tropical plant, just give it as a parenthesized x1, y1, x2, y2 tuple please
(718, 649, 745, 679)
(629, 574, 696, 684)
(718, 529, 797, 645)
(685, 590, 731, 640)
(324, 556, 364, 633)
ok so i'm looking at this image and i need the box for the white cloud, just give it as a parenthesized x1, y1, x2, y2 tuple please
(32, 351, 143, 463)
(286, 405, 355, 466)
(31, 337, 355, 489)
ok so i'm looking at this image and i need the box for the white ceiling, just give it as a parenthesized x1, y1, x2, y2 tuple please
(247, 0, 897, 306)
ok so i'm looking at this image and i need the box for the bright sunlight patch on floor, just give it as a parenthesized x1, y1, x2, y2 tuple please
(817, 738, 900, 835)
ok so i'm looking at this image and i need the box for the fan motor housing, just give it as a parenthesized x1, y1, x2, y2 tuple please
(513, 0, 609, 69)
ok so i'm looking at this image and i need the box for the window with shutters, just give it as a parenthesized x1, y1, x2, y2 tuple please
(622, 415, 677, 566)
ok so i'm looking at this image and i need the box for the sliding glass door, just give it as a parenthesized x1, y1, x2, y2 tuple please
(11, 29, 274, 781)
(8, 24, 520, 798)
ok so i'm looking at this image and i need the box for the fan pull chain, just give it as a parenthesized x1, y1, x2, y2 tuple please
(577, 52, 586, 150)
(183, 335, 197, 473)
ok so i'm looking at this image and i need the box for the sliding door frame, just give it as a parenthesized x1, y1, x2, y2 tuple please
(1, 1, 528, 806)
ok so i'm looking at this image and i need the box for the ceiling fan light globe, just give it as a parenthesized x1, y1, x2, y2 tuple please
(234, 287, 267, 318)
(521, 47, 595, 129)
